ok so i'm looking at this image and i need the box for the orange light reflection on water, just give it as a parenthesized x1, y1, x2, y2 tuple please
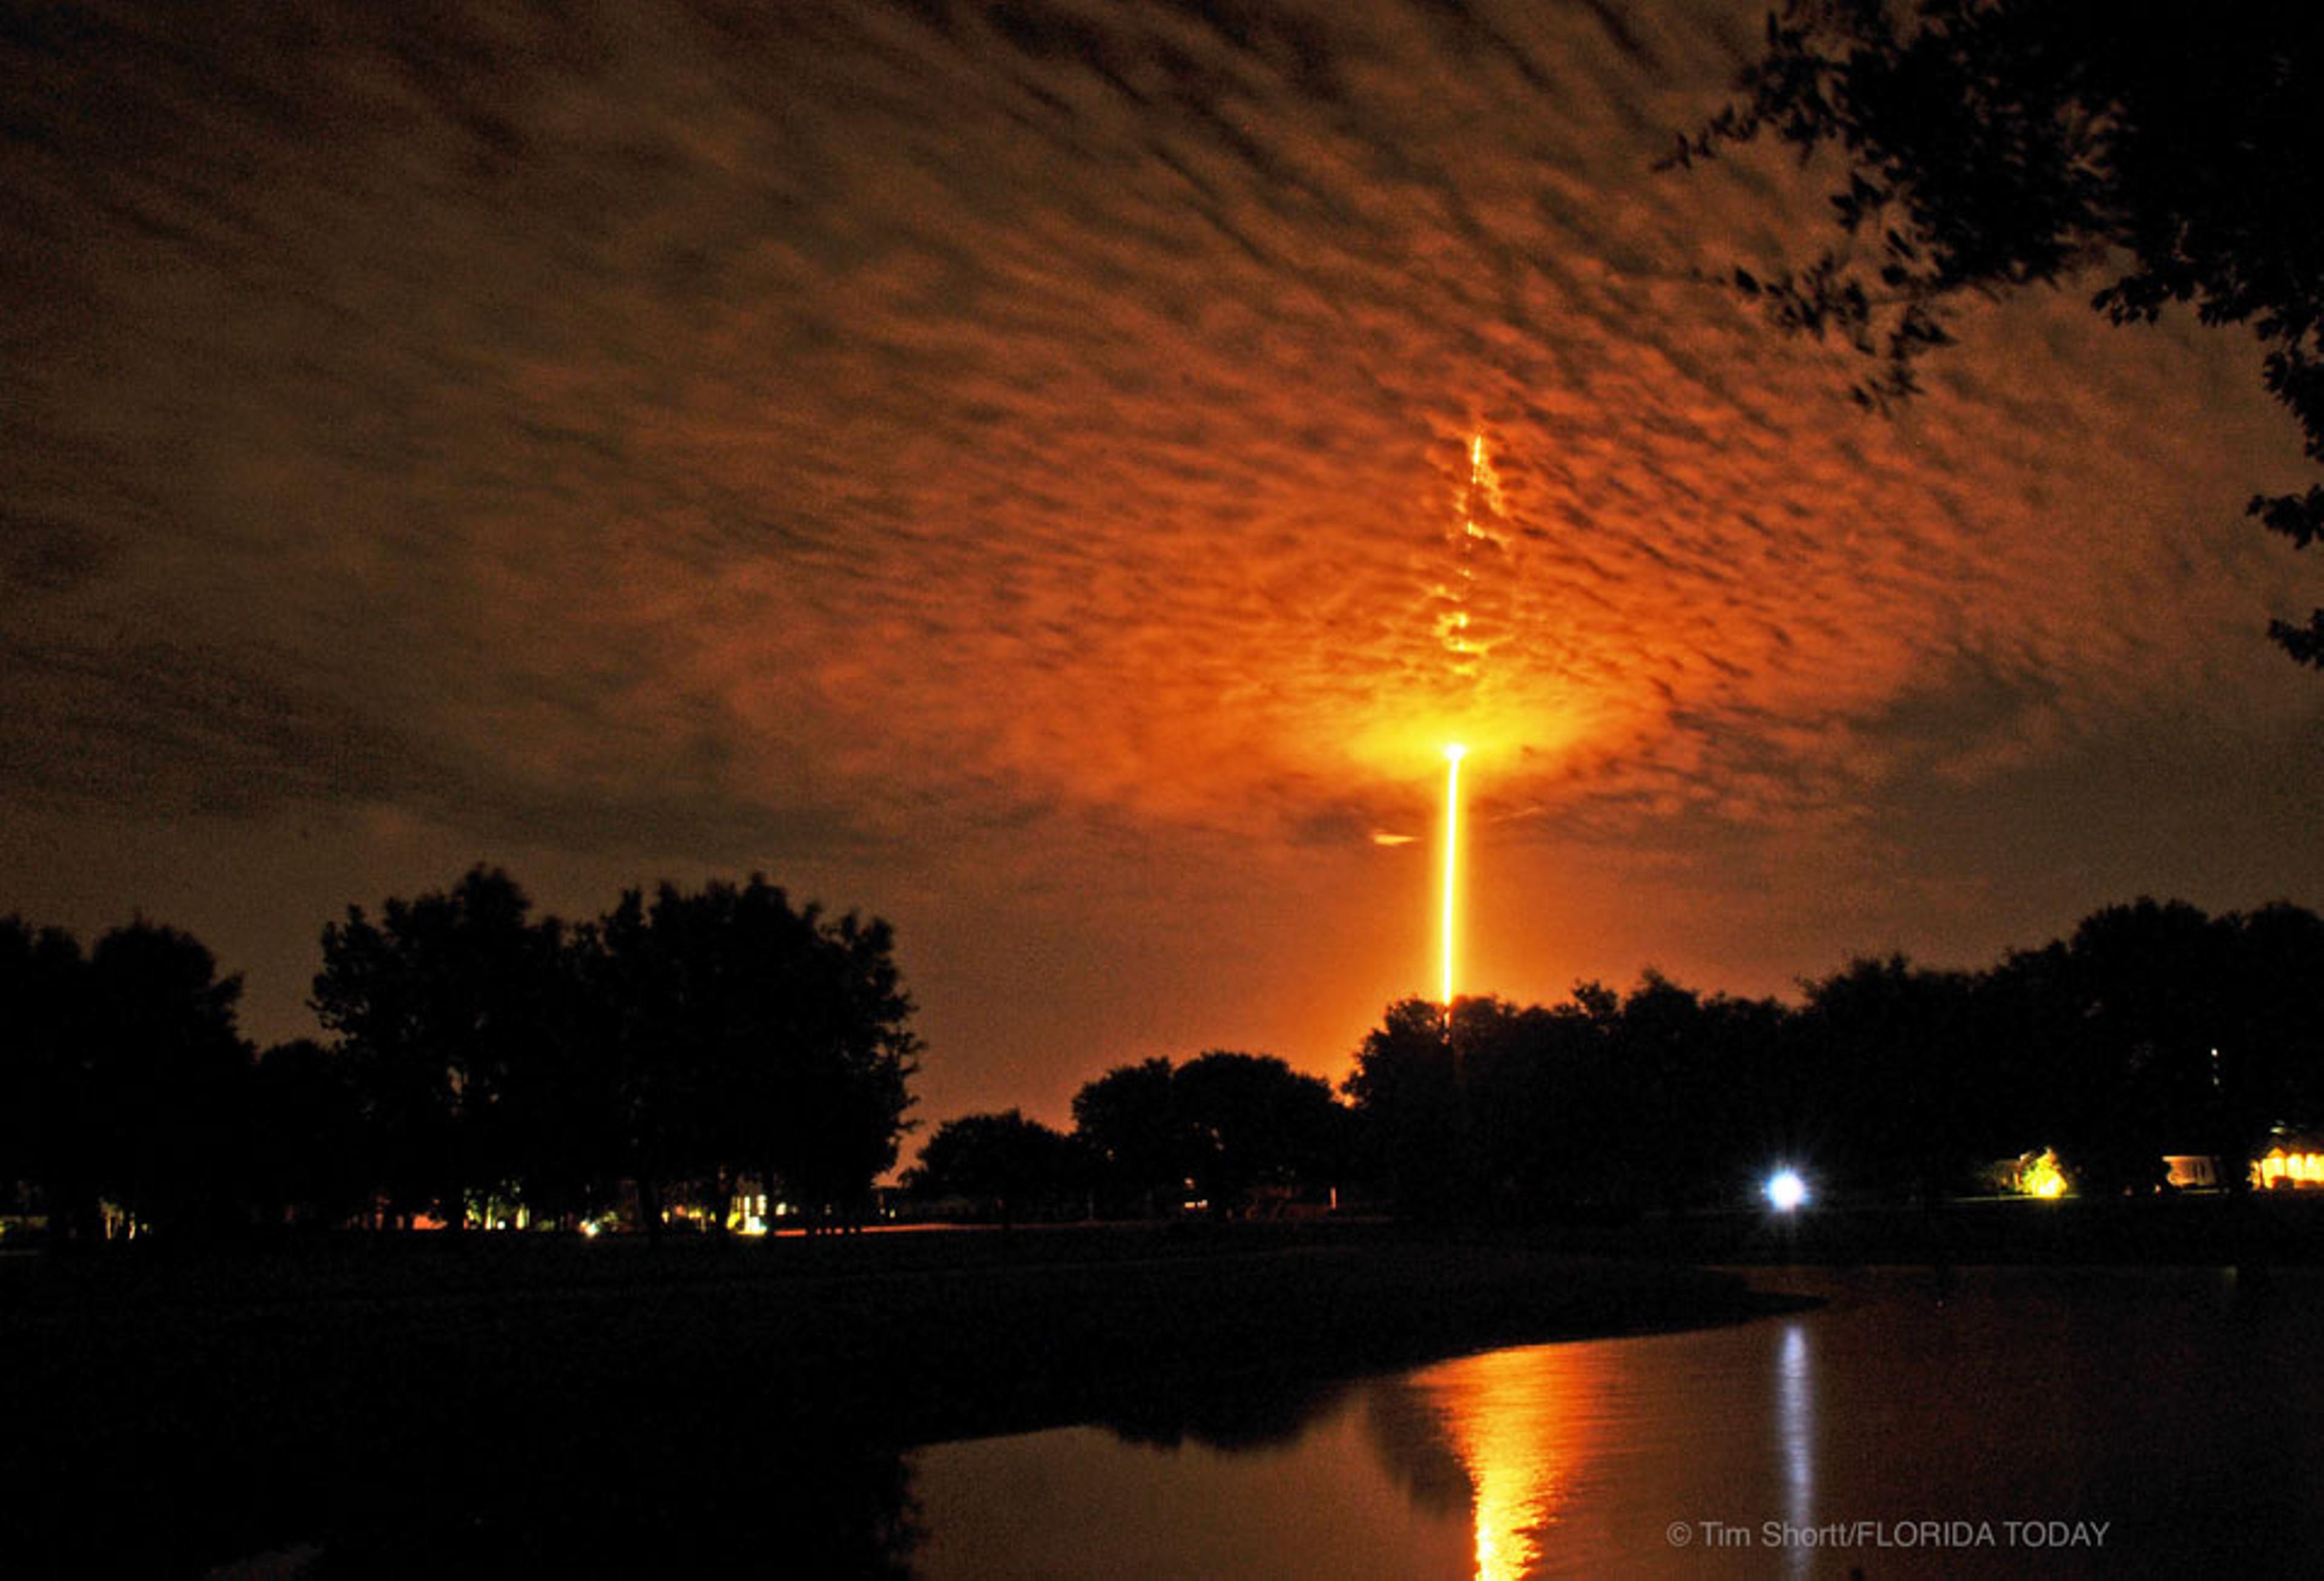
(1408, 1341, 1607, 1581)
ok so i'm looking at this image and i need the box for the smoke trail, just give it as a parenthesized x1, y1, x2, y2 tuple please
(1435, 432, 1508, 679)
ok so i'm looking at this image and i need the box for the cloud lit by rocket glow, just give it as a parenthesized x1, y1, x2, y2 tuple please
(4, 1, 2320, 1126)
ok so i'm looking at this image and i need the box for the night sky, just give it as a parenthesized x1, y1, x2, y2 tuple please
(7, 0, 2321, 1138)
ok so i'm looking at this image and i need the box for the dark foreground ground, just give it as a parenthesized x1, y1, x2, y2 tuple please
(2, 1221, 1782, 1578)
(7, 1195, 2318, 1577)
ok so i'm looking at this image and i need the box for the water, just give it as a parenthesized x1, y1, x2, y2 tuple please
(909, 1266, 2324, 1577)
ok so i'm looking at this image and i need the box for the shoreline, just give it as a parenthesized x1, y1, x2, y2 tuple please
(9, 1204, 2314, 1573)
(1, 1225, 1784, 1573)
(3, 1222, 1804, 1436)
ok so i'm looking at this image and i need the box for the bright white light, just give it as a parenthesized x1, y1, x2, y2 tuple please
(1765, 1168, 1808, 1213)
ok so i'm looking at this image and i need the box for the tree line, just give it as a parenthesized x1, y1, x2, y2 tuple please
(908, 897, 2324, 1222)
(0, 866, 917, 1243)
(903, 1050, 1347, 1224)
(8, 883, 2321, 1243)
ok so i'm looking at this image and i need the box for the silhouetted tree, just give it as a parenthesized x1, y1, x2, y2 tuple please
(776, 906, 920, 1227)
(313, 867, 567, 1228)
(0, 918, 97, 1241)
(1172, 1051, 1342, 1217)
(1981, 897, 2323, 1194)
(1346, 979, 1797, 1219)
(1799, 955, 1984, 1201)
(580, 876, 918, 1232)
(1514, 981, 1633, 1211)
(248, 1038, 371, 1228)
(1071, 1057, 1186, 1217)
(1069, 1051, 1344, 1218)
(904, 1109, 1087, 1226)
(1446, 995, 1564, 1215)
(575, 892, 691, 1235)
(88, 923, 255, 1238)
(1975, 936, 2086, 1163)
(1693, 990, 1805, 1198)
(1339, 904, 2324, 1221)
(2058, 899, 2231, 1191)
(1605, 971, 1719, 1208)
(1670, 1, 2324, 662)
(1617, 979, 1802, 1210)
(1343, 999, 1466, 1217)
(0, 918, 254, 1241)
(2220, 901, 2324, 1169)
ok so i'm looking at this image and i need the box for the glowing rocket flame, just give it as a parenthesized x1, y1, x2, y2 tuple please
(1440, 743, 1466, 1008)
(1427, 435, 1495, 1011)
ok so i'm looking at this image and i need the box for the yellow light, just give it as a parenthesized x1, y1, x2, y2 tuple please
(2018, 1148, 2069, 1199)
(1411, 1339, 1602, 1581)
(1440, 743, 1466, 1008)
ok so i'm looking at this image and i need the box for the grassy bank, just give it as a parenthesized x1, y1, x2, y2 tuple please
(1, 1223, 1785, 1576)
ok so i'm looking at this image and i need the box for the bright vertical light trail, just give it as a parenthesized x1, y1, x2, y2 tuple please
(1434, 435, 1488, 1011)
(1440, 743, 1466, 1008)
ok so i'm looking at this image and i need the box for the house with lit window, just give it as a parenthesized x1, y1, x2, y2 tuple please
(2162, 1153, 2221, 1189)
(2166, 1129, 2324, 1191)
(2254, 1130, 2324, 1190)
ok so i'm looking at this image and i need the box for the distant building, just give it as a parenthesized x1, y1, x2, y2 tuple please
(2254, 1131, 2324, 1191)
(2168, 1129, 2324, 1192)
(2162, 1154, 2221, 1190)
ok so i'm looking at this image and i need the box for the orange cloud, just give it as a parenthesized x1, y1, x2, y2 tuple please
(4, 1, 2319, 1124)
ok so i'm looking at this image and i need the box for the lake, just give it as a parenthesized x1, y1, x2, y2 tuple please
(908, 1265, 2324, 1577)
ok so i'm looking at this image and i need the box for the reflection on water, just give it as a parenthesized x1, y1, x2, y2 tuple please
(911, 1266, 2324, 1578)
(1403, 1343, 1606, 1579)
(907, 1402, 1472, 1578)
(1775, 1320, 1813, 1579)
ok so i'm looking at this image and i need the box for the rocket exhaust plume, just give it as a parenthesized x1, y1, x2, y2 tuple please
(1431, 436, 1492, 1013)
(1440, 742, 1466, 1008)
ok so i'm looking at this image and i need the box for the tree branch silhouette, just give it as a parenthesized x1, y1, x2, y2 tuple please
(1668, 0, 2324, 663)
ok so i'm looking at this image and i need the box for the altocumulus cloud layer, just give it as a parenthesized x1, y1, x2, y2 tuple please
(5, 0, 2321, 1118)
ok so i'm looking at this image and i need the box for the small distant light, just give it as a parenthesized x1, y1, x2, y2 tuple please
(1765, 1168, 1808, 1213)
(580, 1220, 600, 1239)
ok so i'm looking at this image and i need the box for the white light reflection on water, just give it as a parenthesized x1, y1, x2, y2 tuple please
(1774, 1320, 1813, 1580)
